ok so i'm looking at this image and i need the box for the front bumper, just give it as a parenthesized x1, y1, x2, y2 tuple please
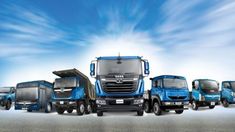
(15, 103, 39, 110)
(52, 100, 77, 108)
(161, 101, 189, 110)
(96, 97, 143, 112)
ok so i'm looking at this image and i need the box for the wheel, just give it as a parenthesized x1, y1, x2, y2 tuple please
(76, 102, 85, 115)
(222, 99, 229, 107)
(67, 108, 73, 113)
(85, 103, 92, 114)
(153, 102, 161, 116)
(27, 109, 32, 112)
(56, 107, 65, 114)
(45, 103, 52, 113)
(137, 110, 144, 116)
(144, 101, 150, 113)
(97, 110, 103, 117)
(5, 100, 11, 110)
(209, 105, 215, 109)
(175, 110, 184, 114)
(192, 100, 198, 110)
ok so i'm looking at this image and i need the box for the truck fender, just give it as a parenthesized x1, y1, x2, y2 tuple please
(151, 95, 161, 106)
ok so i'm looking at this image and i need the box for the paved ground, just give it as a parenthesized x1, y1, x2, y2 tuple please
(0, 105, 235, 132)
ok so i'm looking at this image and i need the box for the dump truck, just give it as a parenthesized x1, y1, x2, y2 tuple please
(191, 79, 220, 110)
(144, 75, 189, 115)
(15, 80, 53, 112)
(90, 56, 150, 116)
(52, 68, 96, 115)
(221, 81, 235, 107)
(0, 87, 15, 110)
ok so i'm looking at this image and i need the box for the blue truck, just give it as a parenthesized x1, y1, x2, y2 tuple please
(90, 56, 150, 116)
(191, 79, 220, 110)
(0, 87, 15, 110)
(52, 69, 96, 115)
(221, 81, 235, 107)
(15, 80, 53, 112)
(143, 75, 189, 115)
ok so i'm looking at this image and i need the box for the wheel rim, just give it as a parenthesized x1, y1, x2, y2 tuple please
(154, 103, 159, 113)
(87, 105, 91, 112)
(80, 104, 85, 113)
(192, 101, 196, 109)
(144, 103, 148, 112)
(47, 104, 51, 112)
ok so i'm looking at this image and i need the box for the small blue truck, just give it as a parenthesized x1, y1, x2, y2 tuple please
(221, 81, 235, 107)
(191, 79, 220, 110)
(90, 56, 150, 116)
(52, 69, 96, 115)
(15, 80, 53, 113)
(0, 87, 15, 110)
(144, 75, 189, 115)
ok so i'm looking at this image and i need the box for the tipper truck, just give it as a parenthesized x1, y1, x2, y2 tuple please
(52, 68, 96, 115)
(90, 56, 150, 116)
(144, 75, 189, 115)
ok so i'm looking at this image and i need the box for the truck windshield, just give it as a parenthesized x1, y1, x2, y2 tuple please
(16, 87, 38, 101)
(0, 87, 11, 93)
(200, 80, 219, 89)
(97, 59, 142, 75)
(54, 77, 78, 88)
(163, 78, 188, 89)
(230, 82, 235, 91)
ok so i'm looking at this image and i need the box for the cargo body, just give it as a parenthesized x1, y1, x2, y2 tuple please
(52, 69, 96, 115)
(221, 81, 235, 107)
(0, 87, 15, 110)
(190, 79, 220, 110)
(15, 81, 53, 113)
(144, 75, 189, 115)
(90, 56, 150, 116)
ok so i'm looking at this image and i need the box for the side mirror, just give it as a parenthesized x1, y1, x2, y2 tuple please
(144, 60, 150, 75)
(90, 63, 95, 77)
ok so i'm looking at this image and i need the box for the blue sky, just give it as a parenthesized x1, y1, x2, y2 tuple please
(0, 0, 235, 89)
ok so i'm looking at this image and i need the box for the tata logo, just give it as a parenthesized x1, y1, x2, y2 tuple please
(61, 88, 64, 92)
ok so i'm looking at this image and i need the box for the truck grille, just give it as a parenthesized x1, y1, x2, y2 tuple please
(54, 91, 71, 98)
(168, 96, 187, 100)
(202, 89, 219, 94)
(102, 81, 138, 93)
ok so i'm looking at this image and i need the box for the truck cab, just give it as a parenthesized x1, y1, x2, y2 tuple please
(144, 75, 189, 115)
(0, 87, 15, 110)
(90, 56, 149, 116)
(52, 69, 96, 115)
(221, 81, 235, 107)
(191, 79, 220, 110)
(15, 80, 53, 112)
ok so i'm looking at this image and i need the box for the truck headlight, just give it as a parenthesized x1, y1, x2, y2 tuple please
(101, 78, 106, 81)
(134, 99, 143, 104)
(164, 102, 171, 105)
(96, 99, 106, 105)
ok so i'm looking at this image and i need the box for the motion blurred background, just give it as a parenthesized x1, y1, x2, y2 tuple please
(0, 0, 235, 91)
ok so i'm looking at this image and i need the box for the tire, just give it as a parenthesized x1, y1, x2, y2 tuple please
(97, 110, 103, 117)
(222, 99, 229, 107)
(5, 100, 11, 110)
(153, 102, 161, 116)
(137, 110, 144, 116)
(27, 109, 32, 112)
(76, 102, 85, 115)
(67, 108, 73, 113)
(209, 105, 215, 109)
(192, 100, 198, 110)
(144, 101, 150, 113)
(175, 110, 184, 114)
(45, 103, 52, 113)
(56, 107, 65, 114)
(85, 103, 92, 114)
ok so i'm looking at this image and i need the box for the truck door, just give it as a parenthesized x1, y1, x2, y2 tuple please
(152, 79, 163, 100)
(39, 88, 46, 109)
(192, 81, 200, 101)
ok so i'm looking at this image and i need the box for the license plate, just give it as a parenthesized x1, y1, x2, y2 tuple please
(116, 99, 124, 104)
(175, 102, 182, 105)
(211, 102, 215, 105)
(60, 101, 64, 104)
